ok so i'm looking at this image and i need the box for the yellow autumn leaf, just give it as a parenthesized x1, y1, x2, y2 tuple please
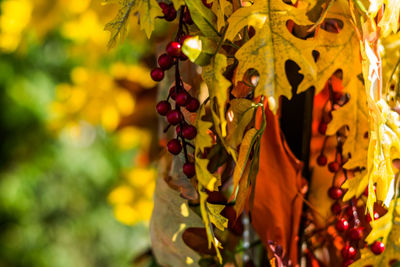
(326, 78, 369, 169)
(104, 0, 162, 47)
(368, 0, 400, 37)
(230, 128, 258, 200)
(225, 0, 316, 111)
(211, 0, 232, 31)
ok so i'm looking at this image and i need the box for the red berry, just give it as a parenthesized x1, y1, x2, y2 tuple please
(166, 110, 182, 125)
(183, 10, 193, 24)
(167, 139, 182, 155)
(166, 41, 182, 57)
(371, 241, 384, 255)
(150, 68, 164, 81)
(328, 161, 340, 173)
(202, 0, 212, 8)
(162, 4, 176, 21)
(318, 121, 328, 135)
(331, 202, 341, 215)
(158, 53, 174, 70)
(176, 124, 182, 135)
(328, 186, 343, 200)
(169, 86, 178, 100)
(175, 91, 189, 106)
(156, 100, 171, 116)
(341, 245, 357, 260)
(348, 227, 363, 241)
(367, 211, 380, 223)
(179, 52, 188, 61)
(317, 154, 327, 166)
(345, 206, 355, 218)
(186, 98, 200, 112)
(183, 162, 195, 178)
(159, 2, 168, 10)
(342, 259, 354, 267)
(335, 218, 349, 232)
(182, 125, 197, 140)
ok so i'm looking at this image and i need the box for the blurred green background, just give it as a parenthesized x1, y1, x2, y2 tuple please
(0, 0, 165, 266)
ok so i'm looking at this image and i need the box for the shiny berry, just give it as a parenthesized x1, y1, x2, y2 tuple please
(176, 91, 189, 106)
(167, 139, 182, 155)
(367, 211, 380, 223)
(162, 4, 176, 21)
(158, 53, 174, 70)
(318, 121, 328, 134)
(179, 52, 188, 61)
(331, 202, 341, 215)
(166, 110, 182, 125)
(176, 124, 182, 135)
(336, 218, 349, 232)
(342, 260, 354, 267)
(348, 227, 363, 241)
(341, 245, 357, 260)
(186, 98, 200, 112)
(371, 241, 384, 255)
(328, 161, 340, 173)
(182, 125, 197, 140)
(345, 206, 355, 218)
(169, 86, 178, 100)
(150, 68, 164, 81)
(202, 0, 212, 8)
(183, 162, 195, 178)
(166, 41, 182, 57)
(328, 186, 343, 200)
(317, 154, 327, 166)
(156, 100, 171, 116)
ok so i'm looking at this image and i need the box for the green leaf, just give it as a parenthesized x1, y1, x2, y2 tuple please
(104, 0, 162, 47)
(184, 0, 219, 38)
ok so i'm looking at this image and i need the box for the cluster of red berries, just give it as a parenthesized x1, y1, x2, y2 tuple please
(156, 87, 200, 178)
(328, 185, 385, 265)
(153, 4, 202, 179)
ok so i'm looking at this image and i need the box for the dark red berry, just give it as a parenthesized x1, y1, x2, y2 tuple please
(183, 162, 196, 178)
(331, 202, 341, 215)
(183, 10, 193, 24)
(159, 2, 168, 10)
(176, 91, 189, 106)
(176, 124, 182, 135)
(345, 206, 355, 218)
(328, 161, 340, 173)
(167, 139, 182, 155)
(150, 68, 164, 81)
(156, 100, 171, 116)
(158, 53, 174, 70)
(318, 121, 328, 135)
(371, 241, 384, 255)
(335, 218, 349, 232)
(179, 52, 188, 61)
(169, 86, 178, 100)
(367, 211, 380, 223)
(348, 227, 363, 241)
(328, 186, 343, 200)
(342, 259, 354, 267)
(166, 41, 182, 57)
(182, 125, 197, 140)
(162, 4, 176, 21)
(202, 0, 212, 8)
(186, 98, 200, 112)
(317, 154, 327, 166)
(166, 109, 182, 125)
(341, 245, 357, 260)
